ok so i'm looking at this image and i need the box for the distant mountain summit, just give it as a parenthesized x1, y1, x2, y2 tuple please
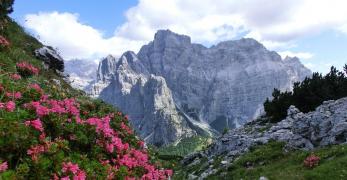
(64, 59, 98, 90)
(81, 30, 311, 146)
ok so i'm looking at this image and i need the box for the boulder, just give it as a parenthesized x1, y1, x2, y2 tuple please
(35, 46, 64, 72)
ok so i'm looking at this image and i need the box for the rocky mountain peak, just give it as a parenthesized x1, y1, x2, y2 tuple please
(283, 56, 300, 62)
(121, 51, 138, 63)
(283, 56, 311, 83)
(87, 30, 311, 146)
(97, 55, 117, 82)
(152, 29, 191, 49)
(215, 38, 265, 50)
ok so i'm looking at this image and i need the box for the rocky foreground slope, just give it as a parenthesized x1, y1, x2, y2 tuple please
(86, 30, 311, 146)
(181, 97, 347, 178)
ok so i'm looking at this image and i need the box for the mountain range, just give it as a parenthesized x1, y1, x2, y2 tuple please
(66, 30, 311, 146)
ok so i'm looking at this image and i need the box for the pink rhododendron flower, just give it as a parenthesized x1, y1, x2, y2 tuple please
(62, 162, 80, 174)
(25, 119, 44, 132)
(24, 101, 49, 117)
(29, 83, 43, 94)
(0, 35, 10, 47)
(165, 169, 173, 177)
(15, 92, 22, 99)
(73, 170, 86, 180)
(105, 143, 114, 153)
(125, 177, 135, 180)
(6, 92, 22, 99)
(61, 162, 86, 180)
(0, 161, 8, 172)
(304, 154, 320, 168)
(60, 176, 70, 180)
(52, 174, 59, 180)
(99, 159, 110, 166)
(121, 122, 133, 134)
(138, 141, 145, 148)
(27, 144, 46, 161)
(24, 98, 81, 119)
(5, 101, 15, 112)
(63, 98, 80, 116)
(10, 73, 21, 80)
(39, 133, 46, 142)
(40, 94, 49, 101)
(16, 62, 39, 75)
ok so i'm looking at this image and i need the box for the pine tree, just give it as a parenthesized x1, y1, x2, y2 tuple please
(264, 64, 347, 123)
(0, 0, 14, 17)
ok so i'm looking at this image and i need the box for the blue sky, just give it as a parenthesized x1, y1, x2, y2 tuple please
(11, 0, 347, 74)
(12, 0, 137, 37)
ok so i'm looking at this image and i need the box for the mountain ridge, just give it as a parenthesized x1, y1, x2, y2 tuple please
(80, 29, 311, 146)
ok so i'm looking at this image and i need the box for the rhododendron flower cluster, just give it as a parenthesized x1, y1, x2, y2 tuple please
(25, 119, 44, 132)
(10, 73, 21, 80)
(24, 101, 49, 117)
(6, 91, 22, 99)
(0, 35, 10, 47)
(0, 161, 8, 173)
(121, 122, 133, 134)
(28, 83, 43, 94)
(16, 62, 39, 76)
(0, 61, 172, 179)
(56, 162, 86, 180)
(0, 100, 15, 112)
(24, 97, 80, 119)
(27, 144, 47, 161)
(86, 116, 129, 153)
(85, 115, 172, 179)
(304, 154, 320, 168)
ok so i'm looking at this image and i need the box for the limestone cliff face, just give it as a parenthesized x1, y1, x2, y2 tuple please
(90, 52, 195, 146)
(88, 30, 311, 145)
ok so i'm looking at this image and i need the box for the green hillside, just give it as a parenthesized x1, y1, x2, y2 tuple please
(0, 15, 171, 179)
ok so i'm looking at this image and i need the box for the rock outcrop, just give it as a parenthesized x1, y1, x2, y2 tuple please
(35, 46, 64, 72)
(87, 30, 311, 145)
(182, 97, 347, 178)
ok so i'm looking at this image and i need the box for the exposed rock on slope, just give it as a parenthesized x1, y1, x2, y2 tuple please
(182, 97, 347, 178)
(35, 46, 64, 72)
(88, 30, 311, 145)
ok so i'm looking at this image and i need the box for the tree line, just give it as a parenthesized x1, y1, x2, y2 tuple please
(264, 64, 347, 123)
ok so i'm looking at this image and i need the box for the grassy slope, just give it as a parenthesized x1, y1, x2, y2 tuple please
(157, 136, 212, 157)
(0, 18, 169, 179)
(204, 142, 347, 180)
(166, 141, 347, 179)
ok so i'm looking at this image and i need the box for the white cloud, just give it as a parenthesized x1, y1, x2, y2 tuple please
(339, 24, 347, 34)
(278, 51, 314, 60)
(23, 0, 347, 61)
(115, 0, 347, 48)
(24, 12, 145, 60)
